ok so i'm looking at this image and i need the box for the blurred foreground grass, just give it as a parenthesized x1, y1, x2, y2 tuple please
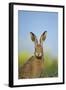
(18, 52, 58, 78)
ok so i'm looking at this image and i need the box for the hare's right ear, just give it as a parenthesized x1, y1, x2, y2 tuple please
(30, 32, 38, 45)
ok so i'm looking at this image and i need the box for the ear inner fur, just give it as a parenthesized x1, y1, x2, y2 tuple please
(30, 32, 38, 46)
(40, 31, 47, 45)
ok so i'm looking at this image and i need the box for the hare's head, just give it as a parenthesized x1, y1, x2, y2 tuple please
(30, 31, 47, 59)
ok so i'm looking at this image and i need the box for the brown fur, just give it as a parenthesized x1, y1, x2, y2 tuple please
(19, 31, 47, 79)
(19, 56, 44, 79)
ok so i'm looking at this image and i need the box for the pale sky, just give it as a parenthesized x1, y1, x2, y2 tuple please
(18, 10, 58, 57)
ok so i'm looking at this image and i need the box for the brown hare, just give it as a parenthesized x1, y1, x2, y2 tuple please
(19, 31, 47, 79)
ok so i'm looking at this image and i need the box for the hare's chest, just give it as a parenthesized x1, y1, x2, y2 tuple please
(31, 59, 43, 77)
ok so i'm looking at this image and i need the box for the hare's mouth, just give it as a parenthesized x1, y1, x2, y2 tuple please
(35, 52, 42, 59)
(36, 56, 42, 59)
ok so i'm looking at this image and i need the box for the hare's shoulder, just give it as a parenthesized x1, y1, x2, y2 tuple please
(22, 56, 34, 67)
(25, 56, 34, 64)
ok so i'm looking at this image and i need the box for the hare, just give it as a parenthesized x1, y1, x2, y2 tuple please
(19, 31, 47, 79)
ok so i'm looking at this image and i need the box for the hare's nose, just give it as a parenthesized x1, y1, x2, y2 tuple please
(36, 52, 38, 56)
(39, 53, 42, 56)
(36, 52, 42, 56)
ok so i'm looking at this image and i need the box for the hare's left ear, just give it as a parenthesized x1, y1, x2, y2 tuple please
(40, 31, 47, 45)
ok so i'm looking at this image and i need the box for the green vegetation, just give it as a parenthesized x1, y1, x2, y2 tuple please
(18, 52, 58, 78)
(18, 52, 30, 67)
